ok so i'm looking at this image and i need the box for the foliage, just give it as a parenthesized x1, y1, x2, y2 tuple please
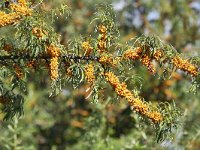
(0, 0, 199, 149)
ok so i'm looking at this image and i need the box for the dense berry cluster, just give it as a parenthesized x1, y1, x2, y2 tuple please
(104, 72, 163, 123)
(15, 0, 27, 6)
(0, 0, 32, 27)
(97, 25, 107, 53)
(98, 24, 107, 33)
(0, 12, 21, 27)
(141, 54, 156, 74)
(10, 2, 32, 16)
(47, 44, 60, 57)
(32, 27, 47, 39)
(99, 54, 120, 66)
(47, 44, 60, 80)
(172, 56, 198, 76)
(153, 50, 164, 61)
(84, 64, 95, 83)
(49, 57, 59, 80)
(123, 47, 143, 60)
(123, 47, 156, 74)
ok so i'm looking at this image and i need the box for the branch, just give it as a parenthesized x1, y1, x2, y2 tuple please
(0, 54, 99, 61)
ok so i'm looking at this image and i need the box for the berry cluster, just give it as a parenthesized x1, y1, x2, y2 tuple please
(123, 47, 156, 74)
(123, 47, 143, 60)
(10, 2, 32, 16)
(32, 27, 47, 39)
(16, 0, 27, 6)
(99, 54, 120, 66)
(104, 71, 163, 123)
(0, 0, 32, 27)
(84, 64, 95, 83)
(66, 68, 73, 77)
(26, 60, 36, 68)
(172, 56, 198, 76)
(141, 54, 156, 74)
(97, 25, 107, 53)
(47, 44, 60, 80)
(0, 12, 21, 27)
(81, 42, 93, 56)
(153, 50, 163, 61)
(47, 44, 60, 57)
(49, 57, 59, 80)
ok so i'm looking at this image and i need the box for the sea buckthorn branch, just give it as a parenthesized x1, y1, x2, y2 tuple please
(155, 50, 199, 77)
(0, 54, 99, 61)
(122, 36, 199, 77)
(123, 46, 157, 74)
(172, 56, 198, 76)
(120, 36, 199, 97)
(0, 0, 32, 28)
(0, 3, 199, 141)
(93, 24, 197, 137)
(104, 71, 163, 123)
(103, 70, 181, 142)
(150, 44, 199, 77)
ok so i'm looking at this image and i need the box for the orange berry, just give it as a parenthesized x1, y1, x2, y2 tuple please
(85, 64, 95, 83)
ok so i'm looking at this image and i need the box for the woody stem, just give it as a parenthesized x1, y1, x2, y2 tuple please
(0, 54, 99, 61)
